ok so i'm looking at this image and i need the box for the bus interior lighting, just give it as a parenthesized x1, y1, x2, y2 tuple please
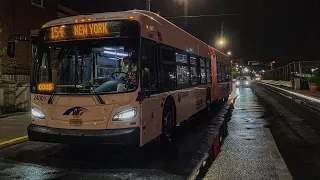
(103, 51, 129, 57)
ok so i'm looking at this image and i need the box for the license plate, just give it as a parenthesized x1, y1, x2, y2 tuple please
(69, 118, 83, 126)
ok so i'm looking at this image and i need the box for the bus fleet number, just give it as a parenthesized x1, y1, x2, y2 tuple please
(34, 95, 46, 102)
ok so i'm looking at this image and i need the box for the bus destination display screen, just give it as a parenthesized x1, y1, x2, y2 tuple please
(45, 21, 122, 42)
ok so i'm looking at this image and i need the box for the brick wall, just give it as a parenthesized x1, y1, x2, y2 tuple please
(0, 0, 58, 75)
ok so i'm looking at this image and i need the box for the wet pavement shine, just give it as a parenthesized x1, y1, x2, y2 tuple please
(0, 84, 295, 180)
(0, 102, 230, 180)
(252, 83, 320, 180)
(205, 87, 282, 180)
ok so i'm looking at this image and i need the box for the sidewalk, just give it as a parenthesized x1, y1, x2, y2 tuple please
(261, 80, 320, 101)
(205, 86, 292, 180)
(0, 113, 30, 144)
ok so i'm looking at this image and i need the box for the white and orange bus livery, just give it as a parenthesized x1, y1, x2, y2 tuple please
(21, 10, 232, 147)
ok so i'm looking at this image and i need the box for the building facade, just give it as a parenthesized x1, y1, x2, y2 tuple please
(0, 0, 78, 75)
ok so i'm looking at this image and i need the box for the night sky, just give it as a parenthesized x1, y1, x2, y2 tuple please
(60, 0, 320, 66)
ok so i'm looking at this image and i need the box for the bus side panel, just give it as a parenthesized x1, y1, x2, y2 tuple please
(211, 57, 218, 101)
(175, 89, 193, 124)
(140, 93, 167, 146)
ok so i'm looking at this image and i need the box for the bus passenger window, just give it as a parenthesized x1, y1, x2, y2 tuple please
(218, 64, 222, 83)
(222, 65, 226, 82)
(207, 59, 211, 83)
(176, 51, 189, 88)
(190, 67, 198, 85)
(190, 56, 198, 85)
(163, 64, 176, 91)
(200, 58, 206, 84)
(177, 65, 188, 86)
(161, 47, 176, 91)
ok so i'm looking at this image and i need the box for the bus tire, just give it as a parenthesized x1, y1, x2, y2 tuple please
(161, 97, 177, 158)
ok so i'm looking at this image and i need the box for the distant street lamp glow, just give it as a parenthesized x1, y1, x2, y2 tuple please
(227, 51, 232, 56)
(216, 37, 226, 48)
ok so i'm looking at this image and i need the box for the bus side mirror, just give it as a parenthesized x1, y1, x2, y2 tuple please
(7, 41, 16, 58)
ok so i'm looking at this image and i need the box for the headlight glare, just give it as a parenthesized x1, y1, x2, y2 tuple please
(31, 108, 45, 119)
(236, 81, 240, 85)
(113, 108, 137, 121)
(245, 81, 249, 85)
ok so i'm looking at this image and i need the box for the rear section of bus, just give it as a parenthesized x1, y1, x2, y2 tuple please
(28, 13, 143, 146)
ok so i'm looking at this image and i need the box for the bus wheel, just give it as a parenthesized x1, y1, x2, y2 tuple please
(161, 98, 177, 158)
(206, 91, 212, 115)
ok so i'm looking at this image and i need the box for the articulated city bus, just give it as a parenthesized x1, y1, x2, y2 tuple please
(8, 10, 232, 147)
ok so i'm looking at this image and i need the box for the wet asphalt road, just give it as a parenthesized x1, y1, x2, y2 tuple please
(251, 83, 320, 180)
(2, 83, 318, 180)
(0, 101, 230, 180)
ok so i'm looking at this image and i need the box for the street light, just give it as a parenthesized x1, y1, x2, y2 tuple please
(227, 51, 232, 56)
(271, 61, 276, 70)
(215, 37, 227, 49)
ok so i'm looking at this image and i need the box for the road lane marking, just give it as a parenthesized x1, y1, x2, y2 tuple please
(0, 136, 28, 149)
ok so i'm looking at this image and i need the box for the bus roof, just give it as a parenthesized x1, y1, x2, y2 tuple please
(44, 10, 231, 64)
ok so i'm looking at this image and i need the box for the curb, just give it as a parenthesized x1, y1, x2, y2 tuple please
(0, 112, 28, 119)
(264, 128, 293, 180)
(0, 136, 29, 149)
(259, 82, 320, 113)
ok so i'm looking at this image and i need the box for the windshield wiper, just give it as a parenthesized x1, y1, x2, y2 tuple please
(78, 61, 105, 105)
(89, 84, 105, 104)
(48, 62, 71, 104)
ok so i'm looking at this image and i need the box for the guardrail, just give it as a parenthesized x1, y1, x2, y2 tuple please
(263, 61, 319, 81)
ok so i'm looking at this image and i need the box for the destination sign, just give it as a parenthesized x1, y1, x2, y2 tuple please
(45, 21, 122, 41)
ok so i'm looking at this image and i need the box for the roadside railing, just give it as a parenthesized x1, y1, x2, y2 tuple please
(263, 61, 319, 81)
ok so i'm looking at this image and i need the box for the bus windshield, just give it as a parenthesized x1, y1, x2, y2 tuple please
(32, 38, 139, 94)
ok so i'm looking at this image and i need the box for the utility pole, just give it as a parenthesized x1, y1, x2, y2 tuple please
(221, 21, 224, 38)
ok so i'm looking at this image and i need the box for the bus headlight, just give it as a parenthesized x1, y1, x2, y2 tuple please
(245, 81, 249, 85)
(31, 108, 45, 119)
(236, 81, 240, 85)
(113, 108, 137, 121)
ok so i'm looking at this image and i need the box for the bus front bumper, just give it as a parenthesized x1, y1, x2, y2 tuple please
(28, 124, 140, 146)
